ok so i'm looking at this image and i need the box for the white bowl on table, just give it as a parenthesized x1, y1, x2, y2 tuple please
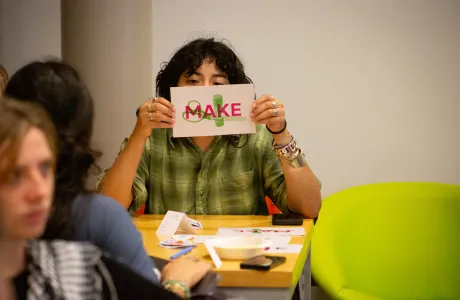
(207, 236, 272, 260)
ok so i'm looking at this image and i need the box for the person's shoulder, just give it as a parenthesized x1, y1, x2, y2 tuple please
(72, 193, 134, 246)
(75, 193, 127, 216)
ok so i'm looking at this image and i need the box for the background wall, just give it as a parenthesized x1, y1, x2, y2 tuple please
(0, 0, 458, 196)
(0, 0, 61, 75)
(152, 0, 460, 197)
(61, 0, 153, 185)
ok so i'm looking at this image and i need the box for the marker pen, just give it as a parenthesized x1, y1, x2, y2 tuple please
(170, 245, 195, 260)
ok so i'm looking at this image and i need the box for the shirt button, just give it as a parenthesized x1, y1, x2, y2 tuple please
(200, 190, 203, 196)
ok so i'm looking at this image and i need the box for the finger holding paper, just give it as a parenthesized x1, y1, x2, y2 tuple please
(134, 97, 176, 137)
(250, 94, 286, 132)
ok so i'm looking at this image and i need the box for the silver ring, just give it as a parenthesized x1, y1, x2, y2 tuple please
(148, 103, 152, 113)
(272, 101, 276, 109)
(273, 109, 278, 117)
(149, 112, 153, 121)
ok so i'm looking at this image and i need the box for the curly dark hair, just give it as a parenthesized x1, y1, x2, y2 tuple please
(4, 60, 100, 240)
(156, 38, 253, 99)
(156, 38, 253, 146)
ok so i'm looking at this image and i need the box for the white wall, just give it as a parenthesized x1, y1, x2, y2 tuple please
(152, 0, 460, 197)
(0, 0, 61, 75)
(61, 0, 153, 186)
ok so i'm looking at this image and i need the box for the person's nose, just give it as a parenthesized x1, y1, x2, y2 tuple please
(26, 169, 49, 202)
(203, 79, 213, 87)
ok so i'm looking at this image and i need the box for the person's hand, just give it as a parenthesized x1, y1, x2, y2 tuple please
(161, 256, 212, 288)
(133, 97, 176, 138)
(250, 94, 286, 133)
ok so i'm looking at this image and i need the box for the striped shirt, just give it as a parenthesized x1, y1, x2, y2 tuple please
(98, 125, 292, 215)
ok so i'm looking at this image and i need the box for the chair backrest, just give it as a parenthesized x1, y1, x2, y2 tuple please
(265, 196, 282, 215)
(312, 182, 460, 300)
(136, 204, 146, 214)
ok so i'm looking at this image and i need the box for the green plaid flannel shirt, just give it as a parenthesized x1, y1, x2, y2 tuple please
(98, 125, 309, 215)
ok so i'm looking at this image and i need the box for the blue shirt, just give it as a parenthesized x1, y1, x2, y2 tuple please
(71, 193, 158, 282)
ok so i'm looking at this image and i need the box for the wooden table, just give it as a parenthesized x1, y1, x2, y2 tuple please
(133, 215, 314, 300)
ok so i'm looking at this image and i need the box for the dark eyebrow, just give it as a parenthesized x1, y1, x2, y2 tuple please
(39, 158, 54, 167)
(15, 158, 53, 172)
(187, 71, 228, 80)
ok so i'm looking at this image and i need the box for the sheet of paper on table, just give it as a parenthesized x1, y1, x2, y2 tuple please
(193, 235, 291, 245)
(264, 244, 303, 254)
(217, 227, 305, 236)
(172, 235, 292, 245)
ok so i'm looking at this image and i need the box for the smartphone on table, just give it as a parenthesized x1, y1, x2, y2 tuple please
(240, 255, 286, 271)
(272, 213, 304, 226)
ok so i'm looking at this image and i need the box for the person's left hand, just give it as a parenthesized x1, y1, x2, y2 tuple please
(250, 94, 286, 133)
(161, 256, 212, 288)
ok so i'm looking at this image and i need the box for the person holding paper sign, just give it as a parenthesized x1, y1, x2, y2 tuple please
(98, 38, 321, 219)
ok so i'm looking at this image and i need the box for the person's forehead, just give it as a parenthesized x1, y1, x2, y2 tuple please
(16, 128, 52, 165)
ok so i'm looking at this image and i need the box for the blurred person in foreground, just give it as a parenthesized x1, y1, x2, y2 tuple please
(0, 98, 210, 299)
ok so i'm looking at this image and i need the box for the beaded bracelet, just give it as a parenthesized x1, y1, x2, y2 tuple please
(163, 280, 191, 298)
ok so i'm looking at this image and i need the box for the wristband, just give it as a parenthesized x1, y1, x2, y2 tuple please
(266, 120, 287, 134)
(163, 280, 191, 298)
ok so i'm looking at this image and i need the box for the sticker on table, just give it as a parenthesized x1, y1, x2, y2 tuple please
(159, 238, 194, 249)
(264, 244, 303, 254)
(217, 227, 305, 236)
(171, 84, 256, 137)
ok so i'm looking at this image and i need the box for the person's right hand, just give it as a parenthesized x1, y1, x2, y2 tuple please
(134, 97, 175, 137)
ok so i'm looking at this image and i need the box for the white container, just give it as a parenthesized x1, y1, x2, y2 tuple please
(207, 236, 272, 260)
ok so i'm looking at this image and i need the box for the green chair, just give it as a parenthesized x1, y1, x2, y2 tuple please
(312, 182, 460, 300)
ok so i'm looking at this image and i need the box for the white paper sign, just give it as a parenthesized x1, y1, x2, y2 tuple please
(171, 84, 256, 137)
(156, 211, 197, 241)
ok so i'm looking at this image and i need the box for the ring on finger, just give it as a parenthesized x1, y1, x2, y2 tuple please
(149, 112, 153, 121)
(272, 101, 276, 109)
(148, 103, 152, 113)
(273, 108, 278, 117)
